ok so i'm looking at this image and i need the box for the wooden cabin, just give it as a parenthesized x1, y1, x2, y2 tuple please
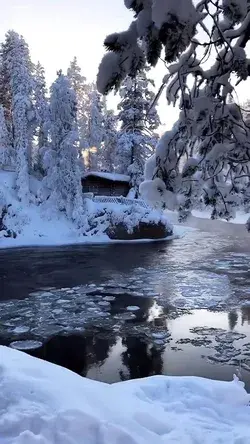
(82, 171, 130, 197)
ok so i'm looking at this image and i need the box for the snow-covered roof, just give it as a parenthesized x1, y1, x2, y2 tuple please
(83, 171, 130, 183)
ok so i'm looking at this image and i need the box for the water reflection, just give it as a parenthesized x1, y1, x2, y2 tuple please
(228, 310, 238, 330)
(241, 306, 250, 325)
(120, 337, 163, 380)
(9, 307, 248, 392)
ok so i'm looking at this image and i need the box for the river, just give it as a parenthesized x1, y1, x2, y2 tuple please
(1, 216, 250, 389)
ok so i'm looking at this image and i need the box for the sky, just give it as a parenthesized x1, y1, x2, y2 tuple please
(0, 0, 249, 131)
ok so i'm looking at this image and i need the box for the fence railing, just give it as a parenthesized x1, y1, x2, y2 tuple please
(93, 195, 150, 209)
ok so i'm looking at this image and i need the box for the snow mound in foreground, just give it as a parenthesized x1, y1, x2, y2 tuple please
(0, 346, 250, 444)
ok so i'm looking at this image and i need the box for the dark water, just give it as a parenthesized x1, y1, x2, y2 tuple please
(1, 219, 250, 390)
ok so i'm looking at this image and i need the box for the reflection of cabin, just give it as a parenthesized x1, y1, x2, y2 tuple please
(82, 171, 130, 197)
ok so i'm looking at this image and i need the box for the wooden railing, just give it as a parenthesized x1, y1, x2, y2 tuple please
(93, 195, 150, 209)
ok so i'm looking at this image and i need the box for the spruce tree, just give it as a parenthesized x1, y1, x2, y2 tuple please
(44, 71, 84, 222)
(33, 61, 49, 174)
(67, 57, 91, 158)
(0, 105, 12, 168)
(1, 31, 35, 201)
(100, 105, 117, 172)
(116, 67, 160, 196)
(86, 86, 104, 171)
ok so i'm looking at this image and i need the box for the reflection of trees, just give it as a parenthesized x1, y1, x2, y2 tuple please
(228, 310, 238, 331)
(120, 336, 163, 380)
(241, 307, 250, 326)
(43, 334, 88, 374)
(82, 332, 117, 376)
(42, 331, 116, 376)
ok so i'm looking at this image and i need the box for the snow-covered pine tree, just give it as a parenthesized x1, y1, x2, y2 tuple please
(0, 105, 12, 168)
(67, 57, 91, 162)
(44, 71, 84, 225)
(116, 67, 160, 196)
(0, 44, 12, 141)
(67, 56, 86, 95)
(85, 85, 105, 171)
(33, 61, 49, 174)
(98, 0, 250, 221)
(99, 103, 117, 172)
(1, 31, 35, 201)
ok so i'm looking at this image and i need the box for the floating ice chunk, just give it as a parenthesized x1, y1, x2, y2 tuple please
(103, 296, 116, 302)
(86, 301, 96, 306)
(10, 340, 43, 350)
(29, 291, 43, 297)
(66, 290, 75, 294)
(153, 339, 166, 346)
(52, 309, 63, 315)
(31, 325, 64, 337)
(103, 289, 126, 295)
(40, 302, 51, 307)
(12, 326, 30, 334)
(114, 313, 136, 320)
(2, 318, 22, 327)
(216, 332, 246, 343)
(40, 291, 54, 297)
(98, 301, 111, 307)
(126, 306, 140, 311)
(151, 332, 169, 339)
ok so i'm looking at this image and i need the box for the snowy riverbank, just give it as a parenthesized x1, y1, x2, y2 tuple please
(1, 345, 250, 444)
(0, 171, 172, 248)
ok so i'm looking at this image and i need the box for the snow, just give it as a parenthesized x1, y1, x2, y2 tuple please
(83, 171, 130, 183)
(140, 178, 177, 210)
(1, 345, 250, 444)
(97, 51, 122, 95)
(152, 0, 197, 29)
(0, 171, 172, 248)
(144, 154, 156, 180)
(192, 209, 250, 225)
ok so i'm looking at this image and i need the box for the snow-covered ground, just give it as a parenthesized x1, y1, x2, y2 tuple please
(0, 171, 172, 248)
(192, 210, 250, 225)
(1, 345, 250, 444)
(0, 171, 94, 247)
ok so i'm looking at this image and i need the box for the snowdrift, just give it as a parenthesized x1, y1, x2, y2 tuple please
(0, 345, 250, 444)
(0, 171, 172, 248)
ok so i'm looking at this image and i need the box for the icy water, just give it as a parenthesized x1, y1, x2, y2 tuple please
(1, 219, 250, 389)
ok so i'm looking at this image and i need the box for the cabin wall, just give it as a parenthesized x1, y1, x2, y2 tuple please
(82, 177, 130, 197)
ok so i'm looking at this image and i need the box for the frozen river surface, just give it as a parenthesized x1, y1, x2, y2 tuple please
(1, 218, 250, 389)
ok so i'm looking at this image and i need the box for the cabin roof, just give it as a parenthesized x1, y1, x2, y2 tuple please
(83, 171, 130, 183)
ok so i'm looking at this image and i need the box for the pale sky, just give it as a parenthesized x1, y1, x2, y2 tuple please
(0, 0, 249, 131)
